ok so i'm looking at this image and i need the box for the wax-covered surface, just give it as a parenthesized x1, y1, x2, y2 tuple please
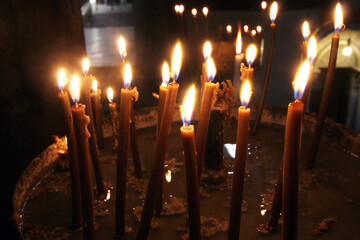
(17, 117, 360, 239)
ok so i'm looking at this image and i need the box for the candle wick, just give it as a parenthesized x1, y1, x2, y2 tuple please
(75, 102, 79, 108)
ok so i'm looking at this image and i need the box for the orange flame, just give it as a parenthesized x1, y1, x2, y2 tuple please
(107, 87, 114, 103)
(58, 69, 66, 91)
(124, 63, 132, 89)
(165, 170, 172, 182)
(191, 8, 197, 16)
(302, 21, 310, 40)
(70, 75, 80, 103)
(82, 58, 90, 75)
(334, 3, 343, 33)
(203, 41, 212, 60)
(244, 25, 249, 32)
(270, 2, 278, 23)
(180, 84, 195, 126)
(202, 7, 208, 16)
(292, 60, 310, 99)
(206, 57, 216, 82)
(261, 1, 267, 10)
(307, 36, 317, 62)
(256, 25, 262, 33)
(179, 5, 184, 14)
(118, 36, 127, 59)
(240, 80, 252, 107)
(246, 44, 257, 66)
(92, 79, 98, 93)
(171, 42, 182, 81)
(236, 30, 242, 54)
(162, 61, 170, 87)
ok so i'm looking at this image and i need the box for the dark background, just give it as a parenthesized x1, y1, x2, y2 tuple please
(1, 0, 359, 238)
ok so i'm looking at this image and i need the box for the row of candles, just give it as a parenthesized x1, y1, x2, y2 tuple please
(56, 1, 343, 239)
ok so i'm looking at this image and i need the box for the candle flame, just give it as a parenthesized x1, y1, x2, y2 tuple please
(192, 8, 197, 16)
(307, 36, 317, 63)
(206, 57, 216, 82)
(202, 7, 208, 16)
(162, 61, 170, 87)
(82, 58, 90, 75)
(124, 63, 132, 89)
(70, 75, 80, 103)
(203, 41, 212, 60)
(334, 3, 343, 33)
(180, 84, 195, 126)
(58, 69, 66, 91)
(171, 42, 182, 81)
(226, 25, 232, 33)
(92, 79, 98, 93)
(292, 60, 310, 100)
(244, 25, 249, 32)
(107, 87, 114, 103)
(236, 30, 242, 54)
(165, 170, 172, 182)
(270, 2, 278, 23)
(179, 5, 184, 14)
(246, 44, 257, 66)
(105, 190, 111, 201)
(302, 21, 310, 41)
(251, 29, 256, 36)
(240, 80, 252, 107)
(261, 1, 267, 10)
(174, 5, 179, 13)
(118, 36, 127, 59)
(256, 25, 262, 33)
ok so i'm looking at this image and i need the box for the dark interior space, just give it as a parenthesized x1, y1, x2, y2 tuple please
(1, 0, 360, 239)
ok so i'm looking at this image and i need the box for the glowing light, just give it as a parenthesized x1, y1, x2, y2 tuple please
(236, 30, 242, 54)
(124, 63, 132, 89)
(118, 36, 127, 59)
(191, 8, 197, 16)
(224, 143, 236, 159)
(202, 7, 208, 16)
(105, 190, 111, 201)
(206, 57, 216, 82)
(307, 36, 317, 62)
(58, 69, 66, 91)
(270, 2, 278, 23)
(162, 62, 170, 87)
(180, 84, 195, 126)
(292, 60, 310, 100)
(226, 25, 232, 33)
(302, 21, 310, 41)
(165, 170, 172, 182)
(171, 42, 182, 81)
(179, 5, 184, 14)
(251, 29, 256, 36)
(261, 1, 267, 10)
(246, 44, 257, 66)
(174, 5, 179, 13)
(70, 75, 80, 103)
(261, 209, 267, 216)
(343, 46, 352, 56)
(334, 3, 343, 33)
(244, 25, 249, 32)
(82, 58, 90, 75)
(107, 87, 114, 103)
(240, 80, 252, 107)
(203, 41, 212, 60)
(256, 25, 262, 33)
(92, 79, 98, 93)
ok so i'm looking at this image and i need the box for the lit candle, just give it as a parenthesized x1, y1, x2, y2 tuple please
(201, 41, 212, 96)
(306, 3, 343, 169)
(241, 44, 257, 83)
(283, 60, 309, 240)
(302, 21, 310, 60)
(228, 80, 252, 240)
(233, 28, 243, 101)
(192, 8, 198, 35)
(90, 79, 105, 149)
(137, 42, 182, 240)
(82, 58, 106, 195)
(301, 36, 317, 107)
(180, 85, 201, 240)
(261, 1, 267, 11)
(196, 57, 219, 181)
(70, 75, 95, 240)
(115, 63, 139, 237)
(155, 61, 170, 216)
(252, 1, 278, 135)
(107, 87, 119, 149)
(117, 36, 142, 178)
(203, 6, 209, 36)
(243, 25, 249, 33)
(57, 70, 81, 226)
